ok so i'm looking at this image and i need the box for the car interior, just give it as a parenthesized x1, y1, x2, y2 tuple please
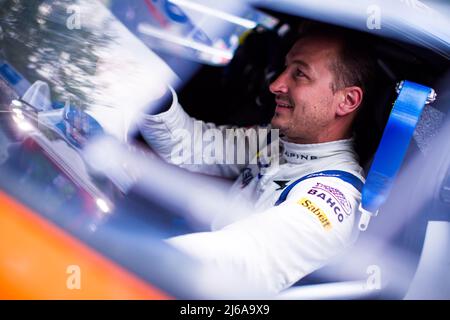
(1, 1, 449, 299)
(157, 12, 450, 298)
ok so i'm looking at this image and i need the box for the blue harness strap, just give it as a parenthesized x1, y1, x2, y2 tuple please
(274, 170, 364, 206)
(358, 80, 434, 230)
(360, 82, 432, 215)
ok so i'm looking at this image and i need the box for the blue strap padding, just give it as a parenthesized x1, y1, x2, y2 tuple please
(361, 80, 432, 213)
(274, 170, 364, 206)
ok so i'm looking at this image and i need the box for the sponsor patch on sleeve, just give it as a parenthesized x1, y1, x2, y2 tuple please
(304, 182, 353, 223)
(298, 197, 332, 231)
(312, 182, 352, 213)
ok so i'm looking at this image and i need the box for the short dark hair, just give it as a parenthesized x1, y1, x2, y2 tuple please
(296, 23, 381, 166)
(328, 31, 377, 108)
(296, 23, 377, 108)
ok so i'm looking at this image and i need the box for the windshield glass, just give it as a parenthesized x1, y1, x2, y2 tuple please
(0, 0, 184, 231)
(0, 0, 178, 140)
(0, 0, 266, 298)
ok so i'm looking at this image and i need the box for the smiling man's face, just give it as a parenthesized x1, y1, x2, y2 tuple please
(269, 35, 345, 144)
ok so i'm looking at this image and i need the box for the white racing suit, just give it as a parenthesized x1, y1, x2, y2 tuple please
(140, 88, 365, 294)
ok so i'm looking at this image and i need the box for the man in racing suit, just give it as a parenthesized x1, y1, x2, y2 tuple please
(140, 28, 375, 294)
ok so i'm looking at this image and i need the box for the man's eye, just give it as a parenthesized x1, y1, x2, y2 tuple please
(294, 69, 306, 78)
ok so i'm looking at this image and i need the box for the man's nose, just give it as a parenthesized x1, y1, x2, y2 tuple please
(269, 71, 288, 94)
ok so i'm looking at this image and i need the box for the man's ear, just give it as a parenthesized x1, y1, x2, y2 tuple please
(336, 86, 363, 116)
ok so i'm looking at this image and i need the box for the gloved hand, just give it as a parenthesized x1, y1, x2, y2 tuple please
(21, 80, 52, 111)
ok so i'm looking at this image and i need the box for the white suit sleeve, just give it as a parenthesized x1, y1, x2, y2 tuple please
(139, 87, 271, 179)
(166, 176, 360, 295)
